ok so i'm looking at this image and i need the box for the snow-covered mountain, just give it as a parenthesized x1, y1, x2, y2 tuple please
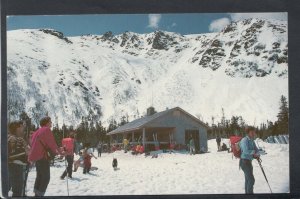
(7, 18, 288, 127)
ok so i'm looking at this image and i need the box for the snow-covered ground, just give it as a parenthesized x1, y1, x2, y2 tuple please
(21, 139, 289, 196)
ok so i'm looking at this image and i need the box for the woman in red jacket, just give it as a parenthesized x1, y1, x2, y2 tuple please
(28, 116, 64, 197)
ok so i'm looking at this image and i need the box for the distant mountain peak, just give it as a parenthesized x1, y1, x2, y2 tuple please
(7, 18, 288, 127)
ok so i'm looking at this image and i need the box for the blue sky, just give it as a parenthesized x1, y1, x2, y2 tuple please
(7, 13, 287, 36)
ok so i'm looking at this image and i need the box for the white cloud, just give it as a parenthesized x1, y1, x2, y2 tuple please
(208, 12, 287, 33)
(230, 13, 287, 22)
(171, 22, 177, 27)
(209, 17, 231, 32)
(148, 14, 161, 29)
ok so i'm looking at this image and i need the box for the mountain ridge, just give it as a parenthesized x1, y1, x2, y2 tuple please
(7, 18, 288, 127)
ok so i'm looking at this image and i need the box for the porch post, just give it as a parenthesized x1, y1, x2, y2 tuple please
(199, 128, 202, 152)
(143, 128, 146, 148)
(132, 132, 134, 142)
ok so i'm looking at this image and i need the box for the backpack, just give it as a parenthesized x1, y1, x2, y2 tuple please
(62, 138, 74, 154)
(230, 136, 242, 158)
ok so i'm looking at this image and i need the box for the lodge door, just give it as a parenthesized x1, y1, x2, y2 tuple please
(185, 130, 200, 153)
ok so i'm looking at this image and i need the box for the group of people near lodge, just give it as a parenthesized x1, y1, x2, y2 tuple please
(7, 116, 261, 197)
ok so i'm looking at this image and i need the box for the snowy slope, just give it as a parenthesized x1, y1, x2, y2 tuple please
(21, 139, 289, 196)
(7, 18, 288, 127)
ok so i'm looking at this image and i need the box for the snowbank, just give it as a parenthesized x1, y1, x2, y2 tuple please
(18, 139, 289, 196)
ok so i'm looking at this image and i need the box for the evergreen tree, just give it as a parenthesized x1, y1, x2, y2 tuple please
(229, 116, 239, 135)
(19, 111, 34, 142)
(107, 119, 118, 132)
(119, 114, 129, 126)
(221, 108, 226, 128)
(277, 95, 289, 134)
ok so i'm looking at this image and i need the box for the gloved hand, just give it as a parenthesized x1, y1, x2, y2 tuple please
(253, 153, 260, 159)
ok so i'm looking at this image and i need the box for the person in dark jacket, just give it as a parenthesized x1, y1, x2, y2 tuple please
(8, 121, 29, 197)
(28, 116, 65, 197)
(216, 136, 221, 151)
(239, 126, 260, 194)
(221, 143, 230, 152)
(112, 158, 118, 170)
(97, 142, 102, 157)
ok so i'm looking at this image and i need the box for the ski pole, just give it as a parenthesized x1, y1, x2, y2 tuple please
(257, 158, 273, 193)
(22, 164, 30, 196)
(64, 157, 70, 196)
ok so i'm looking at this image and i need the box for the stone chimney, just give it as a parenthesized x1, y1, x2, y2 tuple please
(146, 107, 156, 116)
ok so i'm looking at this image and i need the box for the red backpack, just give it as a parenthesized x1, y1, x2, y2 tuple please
(62, 138, 74, 155)
(230, 136, 242, 158)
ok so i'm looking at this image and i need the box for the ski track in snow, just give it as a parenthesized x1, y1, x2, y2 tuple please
(21, 139, 289, 196)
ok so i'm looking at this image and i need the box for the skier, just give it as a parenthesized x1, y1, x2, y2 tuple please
(216, 136, 221, 151)
(7, 121, 30, 197)
(189, 137, 195, 155)
(60, 132, 75, 179)
(239, 126, 260, 194)
(28, 116, 65, 197)
(97, 142, 102, 157)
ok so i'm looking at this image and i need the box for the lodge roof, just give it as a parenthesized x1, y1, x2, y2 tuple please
(107, 107, 209, 135)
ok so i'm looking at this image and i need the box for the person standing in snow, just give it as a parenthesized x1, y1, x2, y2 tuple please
(97, 142, 102, 157)
(73, 151, 84, 172)
(28, 116, 65, 197)
(189, 136, 195, 155)
(123, 138, 129, 153)
(73, 135, 81, 155)
(216, 136, 221, 151)
(60, 132, 75, 179)
(239, 126, 260, 194)
(83, 143, 97, 174)
(7, 121, 30, 197)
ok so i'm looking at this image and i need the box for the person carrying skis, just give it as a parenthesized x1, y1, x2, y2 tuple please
(7, 121, 30, 197)
(60, 132, 75, 179)
(216, 136, 221, 151)
(239, 126, 260, 194)
(28, 116, 65, 197)
(189, 136, 195, 155)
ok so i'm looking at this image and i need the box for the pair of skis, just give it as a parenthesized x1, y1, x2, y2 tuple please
(153, 133, 159, 150)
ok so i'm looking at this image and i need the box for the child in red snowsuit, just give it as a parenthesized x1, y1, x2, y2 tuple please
(83, 154, 91, 174)
(82, 147, 97, 174)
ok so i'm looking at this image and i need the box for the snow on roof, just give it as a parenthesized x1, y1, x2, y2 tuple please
(107, 107, 209, 135)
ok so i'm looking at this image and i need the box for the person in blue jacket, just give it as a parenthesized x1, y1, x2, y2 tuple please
(239, 126, 260, 194)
